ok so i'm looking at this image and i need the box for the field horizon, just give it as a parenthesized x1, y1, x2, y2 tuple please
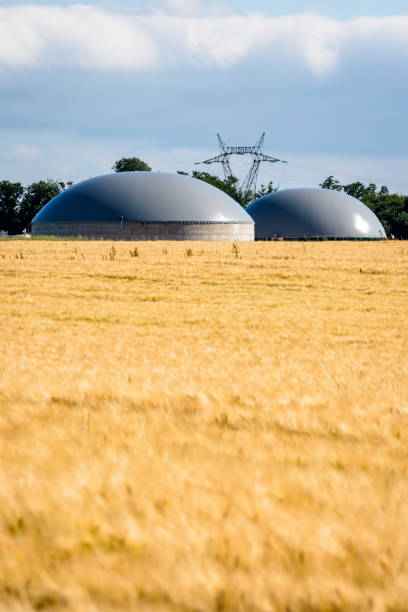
(1, 240, 408, 611)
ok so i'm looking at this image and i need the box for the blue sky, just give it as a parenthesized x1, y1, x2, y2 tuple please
(0, 0, 407, 192)
(2, 0, 407, 17)
(232, 0, 408, 18)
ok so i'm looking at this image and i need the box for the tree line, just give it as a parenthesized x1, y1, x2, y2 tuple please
(1, 156, 407, 237)
(0, 179, 72, 235)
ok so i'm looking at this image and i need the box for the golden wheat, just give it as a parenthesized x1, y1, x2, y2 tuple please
(0, 240, 408, 611)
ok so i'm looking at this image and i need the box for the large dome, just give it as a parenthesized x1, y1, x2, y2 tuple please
(31, 172, 254, 241)
(246, 188, 386, 240)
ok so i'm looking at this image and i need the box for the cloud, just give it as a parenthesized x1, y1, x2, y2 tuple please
(149, 0, 235, 17)
(0, 5, 407, 75)
(6, 144, 42, 160)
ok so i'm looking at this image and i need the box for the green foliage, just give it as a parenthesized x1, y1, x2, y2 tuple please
(0, 180, 73, 234)
(367, 193, 408, 238)
(254, 181, 279, 200)
(113, 157, 151, 173)
(319, 176, 342, 191)
(0, 180, 24, 234)
(18, 180, 64, 233)
(320, 176, 408, 238)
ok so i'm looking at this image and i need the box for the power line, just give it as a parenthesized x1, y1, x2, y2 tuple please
(195, 133, 287, 201)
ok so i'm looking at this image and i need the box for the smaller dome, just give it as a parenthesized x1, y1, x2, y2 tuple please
(246, 188, 386, 239)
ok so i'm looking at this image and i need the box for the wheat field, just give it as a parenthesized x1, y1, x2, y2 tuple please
(0, 240, 408, 611)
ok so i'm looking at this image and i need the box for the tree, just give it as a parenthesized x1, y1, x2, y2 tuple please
(342, 181, 370, 201)
(254, 181, 279, 200)
(17, 180, 64, 233)
(365, 193, 408, 237)
(112, 157, 151, 173)
(0, 180, 24, 234)
(319, 176, 342, 191)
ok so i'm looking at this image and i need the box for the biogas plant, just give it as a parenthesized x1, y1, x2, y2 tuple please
(31, 135, 386, 241)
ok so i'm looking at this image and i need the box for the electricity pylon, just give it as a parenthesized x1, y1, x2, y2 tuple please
(196, 133, 287, 202)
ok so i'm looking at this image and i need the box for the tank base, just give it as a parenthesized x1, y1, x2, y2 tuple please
(32, 221, 254, 241)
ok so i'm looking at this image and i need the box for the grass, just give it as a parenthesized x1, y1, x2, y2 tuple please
(0, 240, 408, 611)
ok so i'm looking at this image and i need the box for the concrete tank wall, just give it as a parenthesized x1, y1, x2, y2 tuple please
(31, 221, 254, 242)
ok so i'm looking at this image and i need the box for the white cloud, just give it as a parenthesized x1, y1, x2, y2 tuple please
(149, 0, 234, 17)
(6, 144, 42, 160)
(0, 5, 407, 74)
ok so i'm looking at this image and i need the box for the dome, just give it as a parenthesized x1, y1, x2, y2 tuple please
(32, 172, 251, 224)
(246, 188, 386, 240)
(31, 172, 254, 241)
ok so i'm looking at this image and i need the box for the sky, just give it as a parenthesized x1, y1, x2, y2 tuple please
(0, 0, 407, 192)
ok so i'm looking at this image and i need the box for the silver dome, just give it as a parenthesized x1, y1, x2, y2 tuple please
(32, 172, 252, 224)
(246, 188, 386, 239)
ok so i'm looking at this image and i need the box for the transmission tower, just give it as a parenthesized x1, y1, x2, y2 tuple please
(195, 133, 287, 201)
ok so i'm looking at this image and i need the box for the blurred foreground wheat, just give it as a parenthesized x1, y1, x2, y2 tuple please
(1, 240, 408, 611)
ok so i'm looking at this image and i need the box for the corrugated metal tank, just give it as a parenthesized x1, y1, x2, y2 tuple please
(246, 188, 386, 239)
(31, 172, 254, 241)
